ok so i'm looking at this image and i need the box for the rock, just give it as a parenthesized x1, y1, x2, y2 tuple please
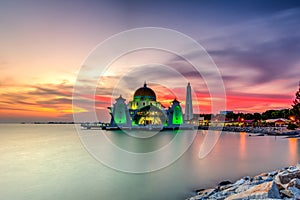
(221, 185, 238, 193)
(219, 184, 234, 191)
(276, 170, 300, 184)
(276, 182, 285, 191)
(288, 186, 300, 199)
(251, 178, 273, 186)
(197, 188, 215, 196)
(259, 172, 269, 177)
(218, 180, 232, 187)
(189, 188, 216, 200)
(296, 162, 300, 170)
(210, 190, 234, 200)
(235, 184, 253, 193)
(288, 166, 299, 173)
(188, 164, 300, 200)
(234, 178, 246, 186)
(254, 173, 273, 182)
(225, 181, 281, 200)
(269, 170, 278, 177)
(253, 175, 263, 181)
(280, 189, 293, 198)
(287, 178, 300, 189)
(194, 188, 205, 194)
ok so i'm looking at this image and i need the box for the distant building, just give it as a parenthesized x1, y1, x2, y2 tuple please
(265, 118, 288, 126)
(220, 110, 233, 115)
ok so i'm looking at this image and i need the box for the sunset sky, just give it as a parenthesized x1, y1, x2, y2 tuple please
(1, 0, 300, 122)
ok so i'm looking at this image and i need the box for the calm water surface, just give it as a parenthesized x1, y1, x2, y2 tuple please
(0, 124, 299, 200)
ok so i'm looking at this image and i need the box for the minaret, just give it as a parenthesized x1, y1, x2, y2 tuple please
(184, 82, 193, 121)
(110, 95, 131, 127)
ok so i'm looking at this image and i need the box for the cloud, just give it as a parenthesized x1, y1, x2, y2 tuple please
(36, 98, 72, 105)
(201, 8, 300, 86)
(28, 84, 73, 96)
(0, 81, 78, 122)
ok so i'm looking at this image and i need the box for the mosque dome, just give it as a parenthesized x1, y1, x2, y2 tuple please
(133, 83, 156, 101)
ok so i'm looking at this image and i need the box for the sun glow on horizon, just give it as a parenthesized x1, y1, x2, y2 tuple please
(1, 1, 299, 122)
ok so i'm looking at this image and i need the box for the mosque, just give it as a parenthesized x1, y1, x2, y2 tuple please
(108, 82, 194, 129)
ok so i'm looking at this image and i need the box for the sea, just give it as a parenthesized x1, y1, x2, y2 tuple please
(0, 124, 299, 200)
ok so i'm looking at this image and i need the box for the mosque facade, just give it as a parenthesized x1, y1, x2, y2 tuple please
(108, 82, 192, 129)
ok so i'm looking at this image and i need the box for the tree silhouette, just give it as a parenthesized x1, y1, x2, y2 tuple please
(291, 81, 300, 121)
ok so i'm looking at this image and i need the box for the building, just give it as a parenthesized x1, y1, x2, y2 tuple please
(108, 82, 188, 129)
(184, 82, 193, 121)
(265, 118, 288, 126)
(220, 111, 233, 115)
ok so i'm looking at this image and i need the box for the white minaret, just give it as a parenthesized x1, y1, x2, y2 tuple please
(184, 82, 193, 121)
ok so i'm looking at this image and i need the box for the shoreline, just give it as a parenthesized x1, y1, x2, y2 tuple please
(197, 126, 300, 136)
(188, 163, 300, 200)
(81, 123, 300, 136)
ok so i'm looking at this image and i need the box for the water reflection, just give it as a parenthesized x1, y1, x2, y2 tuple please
(288, 138, 298, 164)
(2, 125, 299, 200)
(199, 130, 221, 159)
(239, 132, 246, 159)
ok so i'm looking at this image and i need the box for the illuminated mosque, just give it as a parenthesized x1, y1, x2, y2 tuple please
(108, 82, 194, 129)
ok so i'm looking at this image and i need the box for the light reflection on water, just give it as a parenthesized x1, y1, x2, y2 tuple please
(289, 138, 298, 164)
(0, 124, 299, 200)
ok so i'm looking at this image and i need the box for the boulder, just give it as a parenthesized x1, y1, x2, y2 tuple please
(218, 180, 233, 187)
(225, 181, 281, 200)
(287, 178, 300, 189)
(276, 182, 285, 191)
(288, 186, 300, 199)
(221, 185, 238, 193)
(219, 184, 234, 191)
(197, 188, 215, 196)
(253, 175, 263, 181)
(195, 188, 205, 194)
(280, 189, 293, 198)
(234, 184, 253, 194)
(275, 170, 300, 184)
(288, 166, 299, 173)
(251, 178, 272, 186)
(189, 188, 216, 200)
(269, 170, 278, 177)
(210, 190, 234, 200)
(233, 178, 247, 186)
(296, 162, 300, 170)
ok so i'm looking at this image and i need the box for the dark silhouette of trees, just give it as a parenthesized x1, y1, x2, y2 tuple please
(291, 82, 300, 121)
(253, 113, 262, 121)
(245, 113, 254, 120)
(262, 110, 275, 120)
(261, 109, 290, 120)
(201, 82, 300, 124)
(225, 112, 236, 121)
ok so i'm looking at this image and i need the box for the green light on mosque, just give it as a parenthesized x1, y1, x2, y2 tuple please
(172, 105, 183, 124)
(114, 104, 127, 124)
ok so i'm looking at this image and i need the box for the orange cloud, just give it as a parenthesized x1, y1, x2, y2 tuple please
(0, 79, 295, 123)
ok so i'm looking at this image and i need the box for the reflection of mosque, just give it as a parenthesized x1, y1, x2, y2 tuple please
(108, 82, 193, 129)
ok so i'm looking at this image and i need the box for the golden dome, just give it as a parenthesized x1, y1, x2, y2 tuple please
(133, 83, 156, 101)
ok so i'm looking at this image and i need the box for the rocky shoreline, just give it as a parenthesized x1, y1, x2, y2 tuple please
(198, 126, 300, 136)
(188, 163, 300, 200)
